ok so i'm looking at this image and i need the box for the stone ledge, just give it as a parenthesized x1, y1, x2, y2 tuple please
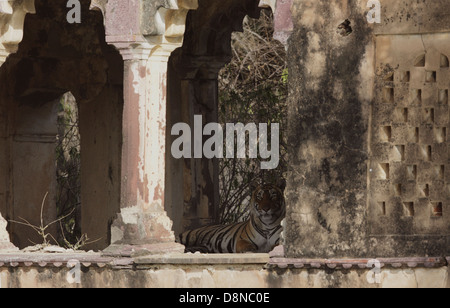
(0, 252, 270, 268)
(134, 253, 270, 266)
(0, 252, 448, 270)
(0, 252, 113, 268)
(102, 242, 185, 258)
(268, 257, 449, 270)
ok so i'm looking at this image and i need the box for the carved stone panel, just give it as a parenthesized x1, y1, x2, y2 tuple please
(369, 34, 450, 236)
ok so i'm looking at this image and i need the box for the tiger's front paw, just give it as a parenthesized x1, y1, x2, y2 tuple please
(236, 240, 257, 253)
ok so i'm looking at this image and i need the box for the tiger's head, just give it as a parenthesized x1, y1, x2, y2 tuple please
(250, 179, 286, 228)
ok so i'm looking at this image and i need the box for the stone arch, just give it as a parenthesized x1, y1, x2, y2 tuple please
(0, 0, 123, 250)
(165, 0, 292, 237)
(0, 0, 293, 253)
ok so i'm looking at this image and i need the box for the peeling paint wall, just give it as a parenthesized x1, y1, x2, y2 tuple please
(285, 0, 373, 258)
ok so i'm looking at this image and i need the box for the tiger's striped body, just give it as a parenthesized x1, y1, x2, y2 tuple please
(178, 182, 286, 253)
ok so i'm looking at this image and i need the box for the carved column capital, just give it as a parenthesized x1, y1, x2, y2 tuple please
(142, 0, 198, 37)
(176, 54, 231, 80)
(104, 36, 153, 61)
(0, 0, 35, 66)
(95, 0, 198, 60)
(269, 0, 293, 47)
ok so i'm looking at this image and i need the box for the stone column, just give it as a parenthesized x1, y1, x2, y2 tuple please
(103, 38, 185, 256)
(0, 89, 13, 250)
(284, 0, 372, 258)
(0, 216, 15, 251)
(98, 0, 197, 256)
(0, 0, 35, 251)
(272, 0, 293, 47)
(166, 55, 228, 235)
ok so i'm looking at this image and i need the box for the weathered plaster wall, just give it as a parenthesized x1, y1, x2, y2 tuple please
(0, 262, 448, 288)
(285, 0, 450, 258)
(285, 0, 373, 259)
(0, 251, 448, 288)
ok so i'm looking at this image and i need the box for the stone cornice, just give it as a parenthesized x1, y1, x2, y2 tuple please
(93, 0, 291, 61)
(141, 0, 198, 37)
(271, 0, 293, 46)
(93, 0, 198, 60)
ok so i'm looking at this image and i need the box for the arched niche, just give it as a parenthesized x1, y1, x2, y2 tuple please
(165, 0, 292, 237)
(0, 0, 123, 250)
(0, 0, 35, 251)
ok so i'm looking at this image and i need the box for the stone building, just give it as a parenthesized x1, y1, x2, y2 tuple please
(0, 0, 449, 288)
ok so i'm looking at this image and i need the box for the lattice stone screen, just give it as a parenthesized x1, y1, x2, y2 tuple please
(369, 34, 450, 236)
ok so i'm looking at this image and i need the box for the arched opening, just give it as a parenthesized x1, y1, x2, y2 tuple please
(56, 92, 81, 246)
(218, 9, 287, 225)
(0, 0, 123, 250)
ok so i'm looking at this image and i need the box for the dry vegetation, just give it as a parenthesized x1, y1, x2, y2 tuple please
(56, 92, 82, 246)
(218, 10, 288, 224)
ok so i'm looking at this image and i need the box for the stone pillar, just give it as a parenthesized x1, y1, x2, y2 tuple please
(103, 39, 183, 255)
(0, 82, 12, 249)
(0, 215, 15, 251)
(284, 0, 373, 258)
(166, 55, 228, 235)
(97, 0, 198, 255)
(272, 0, 293, 47)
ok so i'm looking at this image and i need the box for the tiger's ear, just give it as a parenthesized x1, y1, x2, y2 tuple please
(277, 178, 287, 192)
(250, 181, 259, 192)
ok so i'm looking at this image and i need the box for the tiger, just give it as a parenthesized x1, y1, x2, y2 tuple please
(178, 180, 286, 253)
